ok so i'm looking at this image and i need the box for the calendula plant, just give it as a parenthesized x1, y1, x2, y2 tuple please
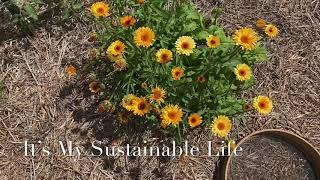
(83, 0, 278, 142)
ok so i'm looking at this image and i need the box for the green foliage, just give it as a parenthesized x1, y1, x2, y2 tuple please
(87, 0, 269, 139)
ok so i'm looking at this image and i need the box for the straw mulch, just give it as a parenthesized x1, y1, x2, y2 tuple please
(0, 0, 319, 179)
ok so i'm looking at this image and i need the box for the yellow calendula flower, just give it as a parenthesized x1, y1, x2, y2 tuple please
(233, 27, 258, 51)
(133, 27, 155, 48)
(161, 117, 170, 128)
(150, 87, 166, 104)
(107, 52, 122, 62)
(253, 96, 273, 115)
(256, 19, 267, 29)
(234, 64, 253, 81)
(206, 35, 221, 48)
(120, 15, 136, 27)
(66, 65, 76, 78)
(161, 105, 183, 127)
(122, 94, 139, 111)
(113, 58, 128, 71)
(90, 2, 110, 18)
(107, 40, 126, 56)
(171, 67, 184, 80)
(175, 36, 196, 56)
(265, 24, 279, 38)
(156, 49, 173, 64)
(188, 113, 202, 128)
(89, 81, 101, 93)
(132, 97, 151, 116)
(211, 115, 232, 138)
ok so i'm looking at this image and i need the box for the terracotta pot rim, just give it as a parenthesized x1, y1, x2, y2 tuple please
(222, 129, 320, 180)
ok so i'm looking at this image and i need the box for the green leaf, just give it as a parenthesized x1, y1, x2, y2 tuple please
(183, 22, 198, 33)
(23, 4, 38, 20)
(196, 31, 210, 40)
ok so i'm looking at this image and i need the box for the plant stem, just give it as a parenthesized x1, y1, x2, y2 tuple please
(177, 124, 182, 145)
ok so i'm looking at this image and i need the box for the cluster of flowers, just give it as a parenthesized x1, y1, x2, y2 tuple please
(67, 0, 278, 139)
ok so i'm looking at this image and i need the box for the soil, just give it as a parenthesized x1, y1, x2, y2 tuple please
(228, 135, 316, 180)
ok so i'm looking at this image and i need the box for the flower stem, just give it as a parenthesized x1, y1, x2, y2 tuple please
(177, 124, 182, 145)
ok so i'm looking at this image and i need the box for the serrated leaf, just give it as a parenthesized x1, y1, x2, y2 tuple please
(184, 22, 197, 32)
(196, 31, 210, 40)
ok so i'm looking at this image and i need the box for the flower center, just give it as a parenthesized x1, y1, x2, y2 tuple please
(191, 118, 197, 123)
(240, 35, 250, 44)
(138, 102, 146, 110)
(153, 91, 162, 99)
(258, 101, 267, 109)
(97, 7, 105, 14)
(115, 45, 121, 51)
(124, 20, 130, 25)
(239, 69, 246, 76)
(141, 34, 149, 41)
(210, 39, 216, 45)
(217, 122, 225, 130)
(269, 28, 273, 33)
(175, 71, 181, 77)
(181, 42, 190, 49)
(168, 112, 177, 119)
(161, 54, 168, 61)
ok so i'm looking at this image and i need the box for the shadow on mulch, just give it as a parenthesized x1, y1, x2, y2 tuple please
(58, 75, 223, 179)
(58, 77, 173, 179)
(0, 3, 85, 44)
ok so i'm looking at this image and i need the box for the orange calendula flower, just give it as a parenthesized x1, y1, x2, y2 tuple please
(171, 67, 184, 80)
(137, 0, 145, 4)
(150, 87, 166, 104)
(188, 113, 202, 128)
(234, 64, 253, 81)
(253, 96, 273, 115)
(161, 104, 183, 127)
(133, 27, 155, 48)
(122, 94, 139, 111)
(66, 65, 76, 78)
(156, 49, 173, 64)
(265, 24, 279, 38)
(175, 36, 196, 56)
(132, 97, 151, 116)
(107, 40, 126, 56)
(206, 35, 221, 48)
(90, 2, 110, 18)
(233, 27, 258, 51)
(256, 19, 267, 29)
(211, 115, 232, 138)
(120, 15, 136, 27)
